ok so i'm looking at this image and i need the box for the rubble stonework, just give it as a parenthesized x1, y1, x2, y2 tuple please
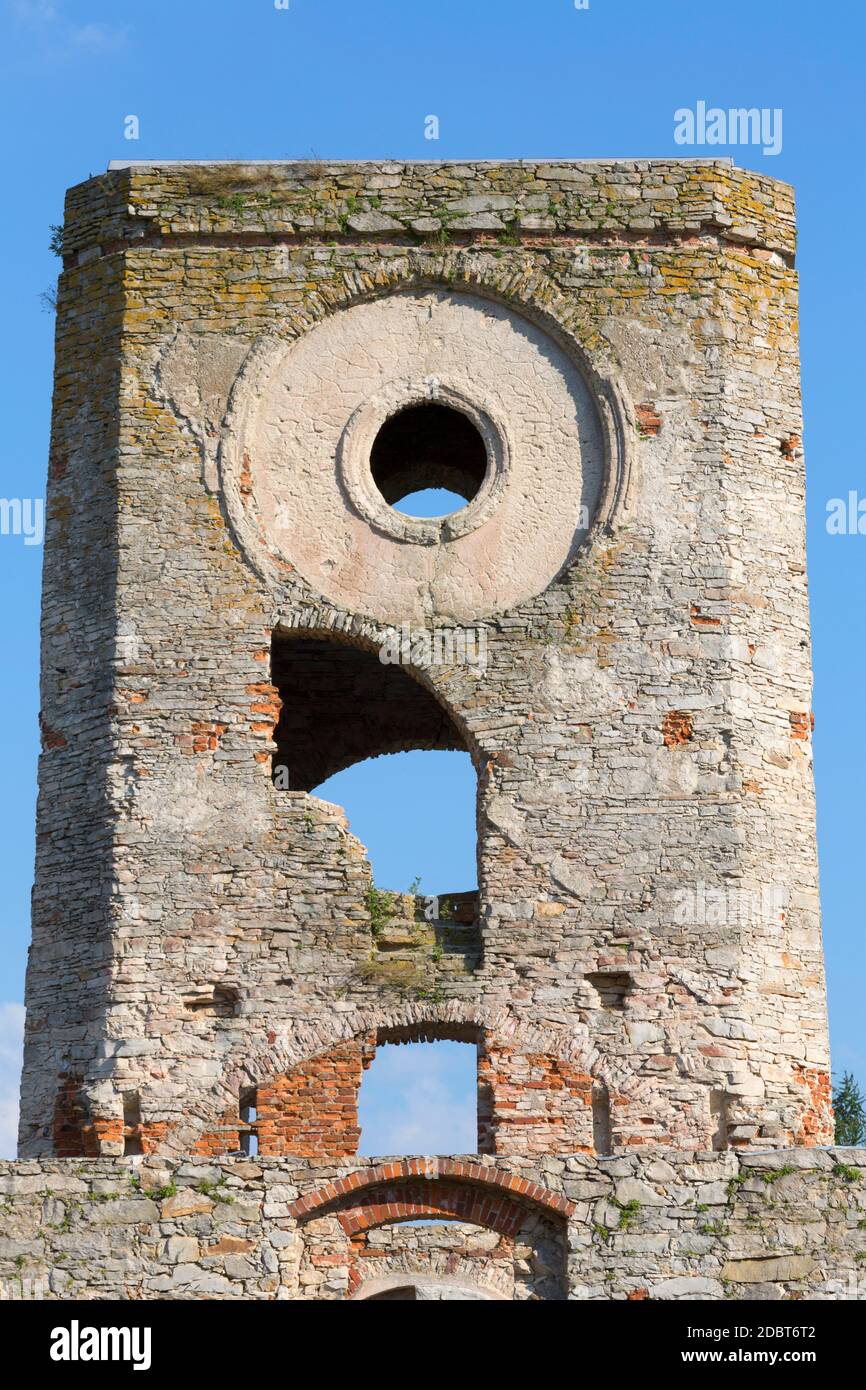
(9, 159, 846, 1299)
(1, 1150, 865, 1301)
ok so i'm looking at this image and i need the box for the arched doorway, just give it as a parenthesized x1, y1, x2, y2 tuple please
(291, 1163, 571, 1301)
(356, 1276, 506, 1301)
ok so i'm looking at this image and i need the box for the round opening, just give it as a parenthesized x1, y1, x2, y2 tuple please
(369, 402, 489, 519)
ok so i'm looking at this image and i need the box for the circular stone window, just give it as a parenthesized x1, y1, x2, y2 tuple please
(337, 380, 510, 546)
(370, 402, 489, 518)
(221, 289, 622, 624)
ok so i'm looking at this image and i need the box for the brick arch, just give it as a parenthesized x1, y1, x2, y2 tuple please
(334, 1182, 535, 1239)
(223, 1001, 593, 1089)
(218, 1001, 654, 1106)
(171, 1010, 668, 1163)
(289, 1159, 574, 1226)
(176, 1000, 661, 1162)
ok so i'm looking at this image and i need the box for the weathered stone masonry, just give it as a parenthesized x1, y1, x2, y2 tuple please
(3, 1150, 866, 1301)
(7, 158, 849, 1299)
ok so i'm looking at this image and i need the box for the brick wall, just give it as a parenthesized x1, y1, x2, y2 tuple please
(255, 1039, 376, 1158)
(479, 1045, 596, 1155)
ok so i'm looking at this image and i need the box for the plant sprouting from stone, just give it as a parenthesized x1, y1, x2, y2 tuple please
(365, 884, 398, 938)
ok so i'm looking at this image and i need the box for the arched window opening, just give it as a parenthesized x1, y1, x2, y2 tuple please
(388, 1218, 455, 1227)
(358, 1038, 479, 1157)
(271, 631, 469, 792)
(270, 630, 478, 902)
(295, 1167, 570, 1301)
(370, 402, 488, 518)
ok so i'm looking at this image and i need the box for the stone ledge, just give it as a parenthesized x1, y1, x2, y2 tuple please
(58, 160, 798, 263)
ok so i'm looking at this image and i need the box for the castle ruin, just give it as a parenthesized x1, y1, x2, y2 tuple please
(3, 159, 863, 1301)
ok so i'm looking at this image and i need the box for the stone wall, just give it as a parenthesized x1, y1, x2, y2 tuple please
(2, 1149, 864, 1301)
(19, 159, 830, 1165)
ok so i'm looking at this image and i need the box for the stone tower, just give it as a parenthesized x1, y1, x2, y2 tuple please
(10, 160, 848, 1302)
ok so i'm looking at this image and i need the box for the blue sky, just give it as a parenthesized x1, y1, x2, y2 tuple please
(0, 0, 864, 1156)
